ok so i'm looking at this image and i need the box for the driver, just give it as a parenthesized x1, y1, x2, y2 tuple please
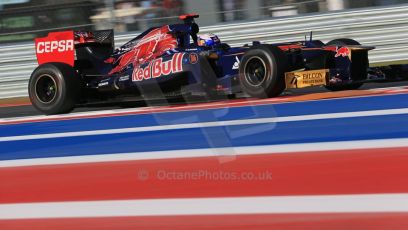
(197, 33, 221, 48)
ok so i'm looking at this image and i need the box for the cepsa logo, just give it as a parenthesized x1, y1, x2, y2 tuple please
(132, 53, 185, 81)
(36, 40, 74, 53)
(35, 31, 75, 66)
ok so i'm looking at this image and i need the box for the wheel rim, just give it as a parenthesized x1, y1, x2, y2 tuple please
(35, 74, 58, 104)
(244, 56, 267, 87)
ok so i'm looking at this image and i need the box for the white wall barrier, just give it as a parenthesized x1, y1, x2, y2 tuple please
(1, 4, 407, 99)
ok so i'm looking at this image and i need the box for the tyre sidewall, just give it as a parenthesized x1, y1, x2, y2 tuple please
(239, 46, 286, 98)
(29, 63, 79, 114)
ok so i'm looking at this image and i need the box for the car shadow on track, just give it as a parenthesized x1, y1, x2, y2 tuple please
(1, 81, 407, 119)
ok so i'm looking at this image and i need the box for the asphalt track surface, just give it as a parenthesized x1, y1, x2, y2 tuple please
(2, 81, 408, 229)
(1, 81, 408, 118)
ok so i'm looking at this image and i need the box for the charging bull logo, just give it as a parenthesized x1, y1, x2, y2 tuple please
(132, 53, 185, 81)
(108, 26, 178, 75)
(335, 47, 350, 58)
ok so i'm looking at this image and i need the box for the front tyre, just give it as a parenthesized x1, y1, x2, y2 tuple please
(29, 62, 82, 115)
(239, 45, 288, 98)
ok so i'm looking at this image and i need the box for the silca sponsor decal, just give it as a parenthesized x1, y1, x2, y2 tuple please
(132, 53, 185, 82)
(36, 40, 74, 53)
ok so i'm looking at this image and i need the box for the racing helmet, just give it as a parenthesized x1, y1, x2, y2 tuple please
(197, 33, 220, 47)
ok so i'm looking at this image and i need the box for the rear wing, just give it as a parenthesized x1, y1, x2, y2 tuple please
(34, 30, 114, 66)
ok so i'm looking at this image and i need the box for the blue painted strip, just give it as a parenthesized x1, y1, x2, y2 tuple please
(1, 113, 407, 160)
(1, 93, 408, 137)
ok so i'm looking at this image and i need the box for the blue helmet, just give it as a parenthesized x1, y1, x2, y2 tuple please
(197, 33, 220, 47)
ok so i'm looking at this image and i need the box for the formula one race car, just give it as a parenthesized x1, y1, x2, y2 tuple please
(29, 14, 408, 114)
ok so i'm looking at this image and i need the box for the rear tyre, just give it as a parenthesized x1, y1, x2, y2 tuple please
(239, 45, 287, 98)
(325, 38, 364, 91)
(29, 62, 82, 115)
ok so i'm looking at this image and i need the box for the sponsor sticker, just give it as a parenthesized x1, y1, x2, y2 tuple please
(232, 56, 240, 70)
(119, 75, 130, 81)
(132, 53, 185, 82)
(335, 47, 350, 58)
(189, 53, 198, 64)
(98, 81, 109, 87)
(35, 31, 75, 66)
(36, 40, 74, 54)
(285, 69, 328, 89)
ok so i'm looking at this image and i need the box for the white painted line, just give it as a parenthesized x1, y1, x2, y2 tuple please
(2, 107, 408, 141)
(1, 193, 408, 219)
(1, 138, 408, 167)
(1, 108, 408, 142)
(0, 107, 150, 123)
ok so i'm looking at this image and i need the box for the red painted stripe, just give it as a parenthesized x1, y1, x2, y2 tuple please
(2, 213, 408, 230)
(1, 147, 408, 203)
(278, 44, 304, 51)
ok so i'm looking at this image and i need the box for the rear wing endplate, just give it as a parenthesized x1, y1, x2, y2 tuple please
(35, 31, 75, 66)
(34, 30, 114, 66)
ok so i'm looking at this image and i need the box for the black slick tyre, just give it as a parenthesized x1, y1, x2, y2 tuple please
(239, 45, 287, 98)
(28, 62, 82, 115)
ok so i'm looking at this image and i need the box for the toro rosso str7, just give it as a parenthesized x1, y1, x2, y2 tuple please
(29, 14, 407, 114)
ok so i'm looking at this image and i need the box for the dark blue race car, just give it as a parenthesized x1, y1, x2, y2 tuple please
(29, 14, 408, 114)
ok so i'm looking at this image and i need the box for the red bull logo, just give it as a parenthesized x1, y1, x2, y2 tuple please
(335, 47, 350, 58)
(132, 53, 185, 81)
